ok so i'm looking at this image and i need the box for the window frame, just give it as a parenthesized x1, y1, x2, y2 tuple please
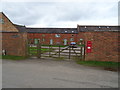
(0, 19, 4, 24)
(55, 34, 60, 38)
(42, 38, 45, 42)
(70, 38, 74, 41)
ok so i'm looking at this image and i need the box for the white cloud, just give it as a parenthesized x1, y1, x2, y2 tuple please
(2, 0, 118, 27)
(2, 0, 119, 3)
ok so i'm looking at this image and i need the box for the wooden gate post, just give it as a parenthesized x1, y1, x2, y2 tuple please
(59, 45, 60, 58)
(49, 45, 51, 57)
(69, 46, 71, 59)
(37, 39, 41, 58)
(39, 40, 41, 58)
(81, 46, 83, 60)
(83, 43, 85, 61)
(27, 39, 30, 57)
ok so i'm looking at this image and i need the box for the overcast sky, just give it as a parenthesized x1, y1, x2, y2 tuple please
(1, 0, 119, 28)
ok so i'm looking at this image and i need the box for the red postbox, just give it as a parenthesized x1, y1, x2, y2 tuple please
(86, 41, 92, 53)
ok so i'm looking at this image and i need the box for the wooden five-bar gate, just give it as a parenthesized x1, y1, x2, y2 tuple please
(27, 40, 85, 60)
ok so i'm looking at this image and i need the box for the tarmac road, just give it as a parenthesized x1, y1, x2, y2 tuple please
(2, 59, 118, 88)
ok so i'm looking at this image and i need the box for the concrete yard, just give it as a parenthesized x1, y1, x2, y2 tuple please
(2, 59, 118, 88)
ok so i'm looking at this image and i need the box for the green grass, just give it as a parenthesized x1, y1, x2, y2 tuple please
(29, 48, 50, 51)
(1, 55, 27, 60)
(76, 60, 120, 70)
(53, 57, 65, 61)
(78, 44, 85, 47)
(41, 45, 67, 47)
(0, 55, 2, 59)
(42, 45, 85, 47)
(29, 47, 53, 54)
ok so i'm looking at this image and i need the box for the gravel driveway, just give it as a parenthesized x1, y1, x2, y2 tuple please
(2, 59, 118, 88)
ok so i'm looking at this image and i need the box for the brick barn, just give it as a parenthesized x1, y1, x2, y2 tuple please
(0, 12, 27, 56)
(1, 12, 119, 62)
(77, 25, 119, 62)
(27, 28, 78, 45)
(27, 25, 119, 62)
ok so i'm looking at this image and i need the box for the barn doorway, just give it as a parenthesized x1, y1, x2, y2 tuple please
(50, 39, 53, 45)
(34, 38, 39, 44)
(64, 39, 67, 45)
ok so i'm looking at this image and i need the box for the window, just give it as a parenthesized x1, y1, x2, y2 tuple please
(55, 34, 60, 37)
(42, 38, 45, 42)
(70, 38, 74, 41)
(79, 38, 83, 45)
(72, 31, 74, 33)
(63, 39, 67, 45)
(12, 35, 19, 38)
(50, 39, 53, 45)
(0, 19, 4, 24)
(34, 38, 38, 44)
(80, 38, 83, 41)
(65, 31, 67, 32)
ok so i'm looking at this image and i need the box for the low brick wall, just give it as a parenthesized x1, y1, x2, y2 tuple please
(2, 32, 27, 56)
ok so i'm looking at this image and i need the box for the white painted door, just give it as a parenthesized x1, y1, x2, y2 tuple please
(64, 39, 67, 45)
(50, 39, 53, 45)
(34, 39, 38, 44)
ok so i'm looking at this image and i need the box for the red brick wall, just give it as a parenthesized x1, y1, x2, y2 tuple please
(0, 12, 28, 56)
(0, 12, 18, 32)
(77, 32, 119, 62)
(2, 32, 27, 56)
(28, 33, 77, 45)
(28, 32, 119, 62)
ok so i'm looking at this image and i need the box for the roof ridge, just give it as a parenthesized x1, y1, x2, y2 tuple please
(78, 25, 118, 26)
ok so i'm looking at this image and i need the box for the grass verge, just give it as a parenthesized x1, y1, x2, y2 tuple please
(76, 60, 120, 71)
(53, 57, 65, 61)
(1, 55, 27, 60)
(29, 47, 53, 54)
(42, 45, 67, 47)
